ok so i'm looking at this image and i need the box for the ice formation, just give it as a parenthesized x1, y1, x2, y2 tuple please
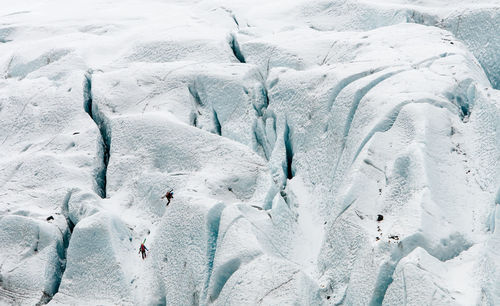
(0, 0, 499, 305)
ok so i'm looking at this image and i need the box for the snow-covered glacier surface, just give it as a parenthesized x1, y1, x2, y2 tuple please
(0, 0, 499, 305)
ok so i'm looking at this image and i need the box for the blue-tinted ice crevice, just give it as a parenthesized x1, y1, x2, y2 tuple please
(30, 189, 77, 305)
(36, 190, 77, 305)
(228, 33, 245, 64)
(83, 70, 111, 198)
(188, 81, 222, 136)
(203, 203, 225, 303)
(283, 121, 295, 181)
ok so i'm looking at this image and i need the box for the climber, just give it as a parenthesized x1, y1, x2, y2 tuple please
(139, 241, 148, 260)
(161, 189, 174, 206)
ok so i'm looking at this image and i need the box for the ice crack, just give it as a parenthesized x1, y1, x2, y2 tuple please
(83, 70, 111, 198)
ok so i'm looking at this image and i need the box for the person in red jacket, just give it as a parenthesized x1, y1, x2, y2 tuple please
(162, 189, 174, 206)
(139, 242, 148, 260)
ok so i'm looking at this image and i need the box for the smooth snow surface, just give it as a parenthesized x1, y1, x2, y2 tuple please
(0, 0, 499, 305)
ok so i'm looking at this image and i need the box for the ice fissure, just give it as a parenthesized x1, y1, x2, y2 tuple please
(212, 108, 222, 136)
(188, 82, 203, 107)
(188, 81, 223, 135)
(33, 190, 76, 305)
(83, 70, 111, 198)
(228, 33, 245, 63)
(252, 83, 273, 159)
(203, 203, 225, 303)
(283, 121, 294, 180)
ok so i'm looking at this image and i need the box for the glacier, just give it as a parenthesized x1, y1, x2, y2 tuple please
(0, 0, 499, 305)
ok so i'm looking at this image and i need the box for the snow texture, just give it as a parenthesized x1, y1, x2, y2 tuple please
(0, 0, 499, 305)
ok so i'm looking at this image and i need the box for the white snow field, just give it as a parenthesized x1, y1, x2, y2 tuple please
(0, 0, 499, 305)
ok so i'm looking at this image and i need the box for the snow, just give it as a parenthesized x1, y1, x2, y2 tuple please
(0, 0, 499, 305)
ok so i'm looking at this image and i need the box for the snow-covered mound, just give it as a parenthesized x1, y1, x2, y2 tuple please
(0, 0, 499, 305)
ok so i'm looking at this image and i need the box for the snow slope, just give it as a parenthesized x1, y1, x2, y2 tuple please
(0, 0, 499, 305)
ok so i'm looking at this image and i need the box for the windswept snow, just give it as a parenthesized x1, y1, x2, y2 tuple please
(0, 0, 499, 305)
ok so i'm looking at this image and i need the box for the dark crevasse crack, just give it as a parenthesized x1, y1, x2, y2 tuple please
(83, 70, 110, 198)
(231, 15, 239, 29)
(190, 111, 198, 128)
(261, 83, 270, 109)
(254, 83, 269, 117)
(203, 203, 226, 304)
(283, 121, 294, 180)
(253, 114, 277, 161)
(57, 190, 76, 287)
(229, 33, 245, 63)
(444, 78, 475, 122)
(188, 82, 203, 107)
(83, 72, 93, 117)
(61, 190, 75, 234)
(37, 190, 75, 305)
(188, 81, 222, 136)
(252, 84, 273, 160)
(212, 108, 222, 136)
(253, 120, 268, 159)
(33, 229, 40, 253)
(188, 82, 201, 128)
(218, 7, 240, 29)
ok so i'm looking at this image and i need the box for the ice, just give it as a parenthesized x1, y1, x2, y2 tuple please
(442, 8, 500, 89)
(0, 0, 499, 305)
(51, 212, 133, 305)
(0, 216, 65, 304)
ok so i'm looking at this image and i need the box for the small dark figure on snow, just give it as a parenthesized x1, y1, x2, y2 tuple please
(139, 242, 148, 260)
(162, 189, 174, 206)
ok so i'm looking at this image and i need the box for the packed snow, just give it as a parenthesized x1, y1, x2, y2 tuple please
(0, 0, 499, 305)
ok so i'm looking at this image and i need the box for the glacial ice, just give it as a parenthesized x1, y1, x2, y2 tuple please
(0, 0, 499, 305)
